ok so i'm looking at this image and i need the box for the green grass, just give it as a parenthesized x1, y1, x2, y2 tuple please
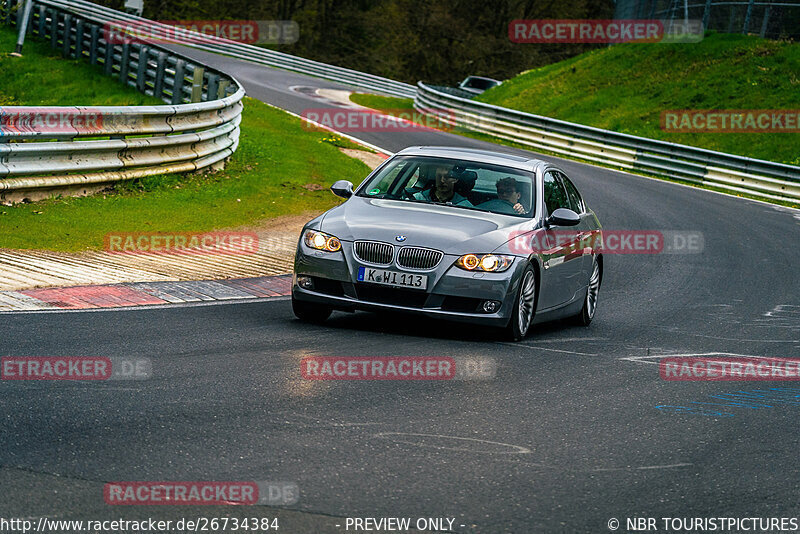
(0, 27, 370, 251)
(349, 93, 460, 133)
(0, 28, 160, 106)
(476, 32, 800, 165)
(349, 38, 799, 209)
(350, 93, 414, 113)
(0, 98, 369, 251)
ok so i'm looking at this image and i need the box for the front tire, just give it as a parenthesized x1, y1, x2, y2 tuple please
(292, 296, 332, 323)
(572, 256, 601, 326)
(503, 265, 537, 341)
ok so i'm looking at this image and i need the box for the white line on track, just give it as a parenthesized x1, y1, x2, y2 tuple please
(374, 432, 532, 454)
(655, 330, 800, 343)
(619, 352, 778, 365)
(518, 337, 607, 343)
(497, 342, 598, 356)
(591, 463, 693, 472)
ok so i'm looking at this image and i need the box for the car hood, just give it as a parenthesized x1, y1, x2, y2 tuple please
(319, 196, 533, 255)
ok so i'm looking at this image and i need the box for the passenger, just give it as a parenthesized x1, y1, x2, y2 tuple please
(478, 177, 527, 215)
(413, 165, 473, 207)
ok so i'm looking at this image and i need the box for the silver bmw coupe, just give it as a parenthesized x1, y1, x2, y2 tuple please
(292, 146, 603, 340)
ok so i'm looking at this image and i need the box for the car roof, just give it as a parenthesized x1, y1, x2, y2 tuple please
(395, 146, 546, 172)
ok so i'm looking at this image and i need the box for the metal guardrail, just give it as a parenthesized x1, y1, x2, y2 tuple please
(615, 0, 800, 40)
(3, 1, 795, 205)
(0, 0, 244, 203)
(30, 0, 417, 99)
(416, 83, 800, 203)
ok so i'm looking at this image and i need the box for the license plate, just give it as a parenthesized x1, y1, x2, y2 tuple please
(357, 266, 427, 290)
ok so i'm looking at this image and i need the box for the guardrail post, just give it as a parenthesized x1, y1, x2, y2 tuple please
(89, 24, 99, 64)
(74, 18, 84, 59)
(62, 13, 73, 57)
(61, 13, 71, 57)
(217, 79, 230, 99)
(702, 0, 712, 29)
(207, 74, 219, 103)
(171, 59, 186, 105)
(119, 43, 130, 84)
(104, 40, 114, 76)
(742, 0, 755, 33)
(136, 44, 148, 92)
(153, 51, 167, 101)
(49, 8, 58, 49)
(759, 4, 771, 38)
(191, 66, 204, 102)
(36, 4, 45, 37)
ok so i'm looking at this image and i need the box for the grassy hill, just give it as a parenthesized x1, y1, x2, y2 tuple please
(0, 27, 369, 250)
(476, 32, 800, 165)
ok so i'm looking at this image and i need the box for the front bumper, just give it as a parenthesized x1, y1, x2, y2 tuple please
(292, 239, 527, 327)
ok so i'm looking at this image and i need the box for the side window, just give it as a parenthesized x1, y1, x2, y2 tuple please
(559, 172, 584, 214)
(543, 171, 570, 216)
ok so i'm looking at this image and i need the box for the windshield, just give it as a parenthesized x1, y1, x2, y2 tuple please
(356, 156, 536, 218)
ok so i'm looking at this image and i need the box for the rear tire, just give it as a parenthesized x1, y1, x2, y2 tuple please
(292, 296, 332, 323)
(502, 265, 537, 341)
(572, 256, 601, 326)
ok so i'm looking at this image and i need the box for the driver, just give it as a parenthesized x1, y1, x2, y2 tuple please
(413, 164, 473, 207)
(478, 177, 527, 215)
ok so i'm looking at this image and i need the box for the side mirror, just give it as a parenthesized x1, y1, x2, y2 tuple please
(331, 180, 354, 199)
(547, 208, 580, 227)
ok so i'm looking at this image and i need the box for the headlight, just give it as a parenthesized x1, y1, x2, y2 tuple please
(455, 254, 514, 273)
(303, 229, 341, 252)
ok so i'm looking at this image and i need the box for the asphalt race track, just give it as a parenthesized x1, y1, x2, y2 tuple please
(1, 47, 799, 533)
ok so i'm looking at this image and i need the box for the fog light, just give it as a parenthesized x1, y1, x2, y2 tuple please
(482, 300, 500, 313)
(297, 276, 314, 290)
